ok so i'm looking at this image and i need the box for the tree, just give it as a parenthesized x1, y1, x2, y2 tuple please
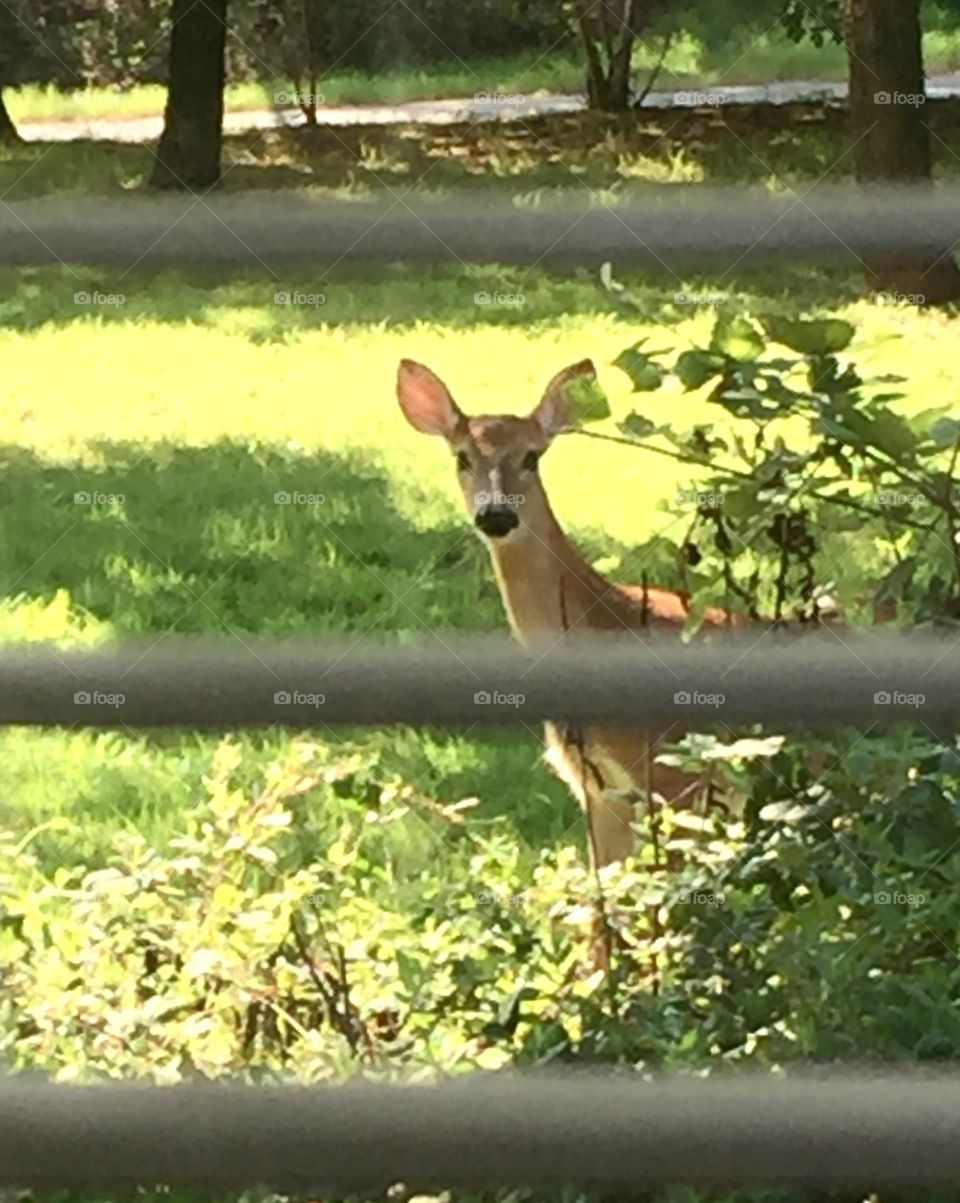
(569, 0, 675, 112)
(785, 0, 960, 303)
(234, 0, 326, 125)
(844, 0, 960, 303)
(0, 91, 21, 145)
(150, 0, 228, 190)
(0, 0, 87, 144)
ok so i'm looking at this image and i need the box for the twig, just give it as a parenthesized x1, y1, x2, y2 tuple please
(634, 29, 674, 108)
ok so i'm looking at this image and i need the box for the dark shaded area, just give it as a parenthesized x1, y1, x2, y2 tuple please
(8, 98, 960, 203)
(0, 259, 862, 343)
(0, 438, 497, 640)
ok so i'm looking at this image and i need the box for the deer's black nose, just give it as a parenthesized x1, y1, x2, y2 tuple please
(475, 505, 519, 538)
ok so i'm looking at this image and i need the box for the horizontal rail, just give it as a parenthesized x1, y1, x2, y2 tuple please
(1, 632, 958, 728)
(4, 186, 960, 267)
(4, 1072, 960, 1190)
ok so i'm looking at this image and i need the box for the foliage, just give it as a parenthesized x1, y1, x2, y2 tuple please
(5, 721, 960, 1203)
(228, 0, 569, 87)
(0, 1, 172, 91)
(601, 269, 960, 627)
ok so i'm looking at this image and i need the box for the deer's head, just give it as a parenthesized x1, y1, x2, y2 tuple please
(396, 358, 595, 542)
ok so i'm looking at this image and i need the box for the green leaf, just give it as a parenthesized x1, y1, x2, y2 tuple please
(874, 556, 918, 604)
(612, 343, 665, 392)
(908, 404, 952, 435)
(675, 349, 725, 390)
(703, 736, 785, 761)
(931, 417, 960, 448)
(619, 412, 657, 439)
(709, 315, 765, 362)
(759, 800, 814, 822)
(762, 315, 855, 354)
(564, 376, 612, 425)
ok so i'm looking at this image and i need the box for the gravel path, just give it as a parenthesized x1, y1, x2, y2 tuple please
(17, 72, 960, 143)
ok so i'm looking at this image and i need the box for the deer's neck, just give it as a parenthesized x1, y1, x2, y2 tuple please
(485, 498, 610, 647)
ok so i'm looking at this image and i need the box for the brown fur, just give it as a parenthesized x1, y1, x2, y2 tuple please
(397, 358, 749, 867)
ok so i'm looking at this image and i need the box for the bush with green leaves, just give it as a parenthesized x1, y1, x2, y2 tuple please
(4, 718, 960, 1203)
(588, 269, 960, 629)
(4, 723, 960, 1080)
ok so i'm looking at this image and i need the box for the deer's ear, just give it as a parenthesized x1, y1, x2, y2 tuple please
(530, 359, 596, 439)
(397, 360, 466, 440)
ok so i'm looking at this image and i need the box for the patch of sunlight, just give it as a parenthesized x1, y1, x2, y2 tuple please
(0, 589, 112, 647)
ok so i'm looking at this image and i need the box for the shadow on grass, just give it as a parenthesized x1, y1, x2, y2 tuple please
(0, 438, 587, 851)
(7, 97, 960, 204)
(0, 438, 507, 637)
(0, 258, 865, 341)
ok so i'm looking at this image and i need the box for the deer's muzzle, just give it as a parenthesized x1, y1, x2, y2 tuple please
(475, 504, 519, 538)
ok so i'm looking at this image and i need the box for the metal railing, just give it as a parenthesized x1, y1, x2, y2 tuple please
(0, 631, 957, 729)
(4, 187, 960, 267)
(3, 1073, 960, 1191)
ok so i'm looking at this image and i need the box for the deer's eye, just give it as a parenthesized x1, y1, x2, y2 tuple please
(522, 450, 540, 472)
(455, 450, 470, 471)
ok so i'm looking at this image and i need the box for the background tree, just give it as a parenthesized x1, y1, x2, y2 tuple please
(235, 0, 326, 125)
(844, 0, 960, 303)
(150, 0, 229, 190)
(567, 0, 671, 112)
(783, 0, 960, 303)
(0, 0, 90, 143)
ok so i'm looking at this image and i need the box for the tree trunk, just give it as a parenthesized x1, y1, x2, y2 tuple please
(579, 0, 635, 112)
(150, 0, 228, 191)
(845, 0, 960, 303)
(0, 87, 21, 144)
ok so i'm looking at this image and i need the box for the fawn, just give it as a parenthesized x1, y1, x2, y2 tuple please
(397, 356, 753, 869)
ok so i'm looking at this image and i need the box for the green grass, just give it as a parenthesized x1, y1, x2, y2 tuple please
(2, 62, 960, 1195)
(8, 27, 960, 126)
(1, 257, 958, 872)
(0, 90, 958, 898)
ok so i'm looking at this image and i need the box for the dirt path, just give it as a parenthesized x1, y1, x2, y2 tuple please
(18, 72, 960, 143)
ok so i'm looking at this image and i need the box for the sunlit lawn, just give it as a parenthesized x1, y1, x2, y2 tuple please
(3, 69, 960, 883)
(1, 256, 957, 872)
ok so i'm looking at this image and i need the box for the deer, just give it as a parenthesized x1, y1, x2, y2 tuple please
(396, 356, 758, 873)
